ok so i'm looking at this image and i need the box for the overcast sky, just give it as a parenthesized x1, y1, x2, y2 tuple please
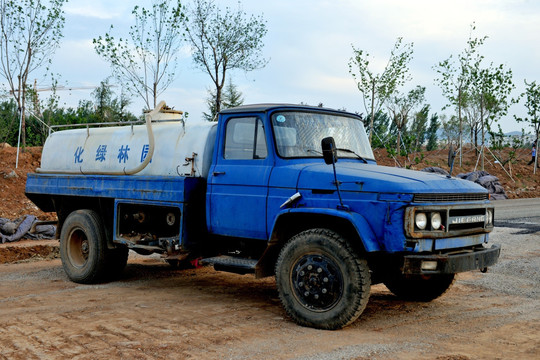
(27, 0, 540, 133)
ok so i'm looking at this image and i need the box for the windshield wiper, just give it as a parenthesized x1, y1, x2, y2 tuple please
(306, 149, 322, 156)
(336, 148, 368, 164)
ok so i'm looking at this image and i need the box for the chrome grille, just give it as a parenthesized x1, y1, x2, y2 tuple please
(447, 208, 487, 232)
(413, 193, 488, 203)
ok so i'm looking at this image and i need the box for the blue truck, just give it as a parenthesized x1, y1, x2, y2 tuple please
(25, 102, 500, 329)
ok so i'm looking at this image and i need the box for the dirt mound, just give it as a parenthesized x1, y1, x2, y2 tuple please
(0, 146, 56, 220)
(0, 242, 59, 264)
(373, 146, 540, 199)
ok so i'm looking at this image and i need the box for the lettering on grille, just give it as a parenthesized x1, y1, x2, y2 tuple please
(449, 215, 486, 225)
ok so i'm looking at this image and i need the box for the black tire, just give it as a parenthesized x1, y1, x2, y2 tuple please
(384, 272, 456, 302)
(106, 245, 129, 276)
(60, 210, 108, 284)
(275, 228, 370, 330)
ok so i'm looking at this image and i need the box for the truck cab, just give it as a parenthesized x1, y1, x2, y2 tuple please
(26, 103, 500, 329)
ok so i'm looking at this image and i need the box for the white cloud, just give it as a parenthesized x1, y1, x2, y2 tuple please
(64, 2, 124, 20)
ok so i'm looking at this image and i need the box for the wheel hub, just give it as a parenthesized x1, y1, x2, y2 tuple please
(81, 240, 89, 256)
(68, 229, 90, 268)
(292, 254, 343, 311)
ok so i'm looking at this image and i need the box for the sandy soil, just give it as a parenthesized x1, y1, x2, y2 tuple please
(0, 225, 539, 360)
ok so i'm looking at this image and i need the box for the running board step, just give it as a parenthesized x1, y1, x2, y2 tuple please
(201, 256, 258, 275)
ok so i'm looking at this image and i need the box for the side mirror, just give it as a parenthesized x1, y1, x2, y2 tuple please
(321, 137, 338, 165)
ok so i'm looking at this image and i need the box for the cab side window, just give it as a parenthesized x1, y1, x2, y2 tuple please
(224, 117, 267, 160)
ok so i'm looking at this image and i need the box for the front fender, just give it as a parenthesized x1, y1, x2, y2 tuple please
(270, 208, 380, 252)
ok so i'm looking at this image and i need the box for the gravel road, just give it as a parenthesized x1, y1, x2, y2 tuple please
(0, 211, 538, 359)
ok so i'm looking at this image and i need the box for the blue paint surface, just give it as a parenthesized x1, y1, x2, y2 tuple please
(26, 173, 203, 203)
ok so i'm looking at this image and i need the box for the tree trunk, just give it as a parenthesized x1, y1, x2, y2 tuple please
(480, 97, 485, 171)
(21, 88, 26, 150)
(396, 124, 402, 155)
(153, 82, 157, 109)
(369, 82, 375, 145)
(474, 125, 479, 155)
(215, 86, 222, 115)
(458, 86, 462, 167)
(535, 131, 539, 175)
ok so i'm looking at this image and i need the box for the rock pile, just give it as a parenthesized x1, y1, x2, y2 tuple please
(0, 215, 56, 243)
(421, 167, 508, 200)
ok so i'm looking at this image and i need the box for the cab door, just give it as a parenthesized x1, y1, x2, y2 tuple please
(207, 116, 272, 240)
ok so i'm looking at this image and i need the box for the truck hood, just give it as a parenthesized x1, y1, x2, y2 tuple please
(292, 162, 486, 194)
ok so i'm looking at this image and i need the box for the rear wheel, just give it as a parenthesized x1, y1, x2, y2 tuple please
(106, 245, 129, 277)
(275, 228, 370, 330)
(60, 210, 108, 284)
(384, 272, 456, 302)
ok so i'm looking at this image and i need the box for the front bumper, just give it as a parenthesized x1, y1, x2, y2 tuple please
(402, 244, 501, 275)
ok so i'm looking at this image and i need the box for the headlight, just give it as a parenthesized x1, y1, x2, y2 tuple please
(486, 209, 493, 225)
(415, 212, 427, 230)
(431, 212, 442, 230)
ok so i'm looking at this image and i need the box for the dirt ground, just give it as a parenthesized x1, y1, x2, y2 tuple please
(0, 225, 538, 360)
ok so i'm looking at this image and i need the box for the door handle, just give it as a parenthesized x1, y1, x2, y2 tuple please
(213, 171, 226, 176)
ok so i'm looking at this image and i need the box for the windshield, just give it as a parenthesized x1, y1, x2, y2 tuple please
(271, 111, 374, 160)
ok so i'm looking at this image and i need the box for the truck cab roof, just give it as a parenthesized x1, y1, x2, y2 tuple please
(219, 103, 356, 116)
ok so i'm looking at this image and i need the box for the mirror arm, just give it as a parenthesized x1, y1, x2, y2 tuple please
(322, 137, 347, 209)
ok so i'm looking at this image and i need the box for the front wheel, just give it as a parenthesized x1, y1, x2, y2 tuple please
(384, 272, 456, 302)
(60, 210, 108, 284)
(275, 229, 370, 330)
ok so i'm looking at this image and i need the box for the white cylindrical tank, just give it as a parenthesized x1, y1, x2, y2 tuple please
(39, 120, 217, 178)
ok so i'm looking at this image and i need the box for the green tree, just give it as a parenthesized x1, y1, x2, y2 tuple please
(92, 79, 114, 123)
(386, 86, 426, 154)
(515, 80, 540, 172)
(0, 99, 18, 145)
(440, 115, 461, 147)
(348, 37, 413, 145)
(110, 88, 137, 123)
(434, 24, 486, 164)
(203, 88, 218, 122)
(203, 78, 244, 121)
(462, 91, 482, 151)
(94, 0, 185, 110)
(368, 110, 390, 149)
(0, 0, 67, 150)
(91, 79, 136, 123)
(222, 79, 244, 109)
(410, 105, 430, 151)
(184, 0, 267, 115)
(469, 62, 514, 170)
(426, 113, 440, 151)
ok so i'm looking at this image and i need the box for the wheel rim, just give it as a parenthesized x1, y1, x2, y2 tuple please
(291, 254, 344, 312)
(67, 228, 90, 268)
